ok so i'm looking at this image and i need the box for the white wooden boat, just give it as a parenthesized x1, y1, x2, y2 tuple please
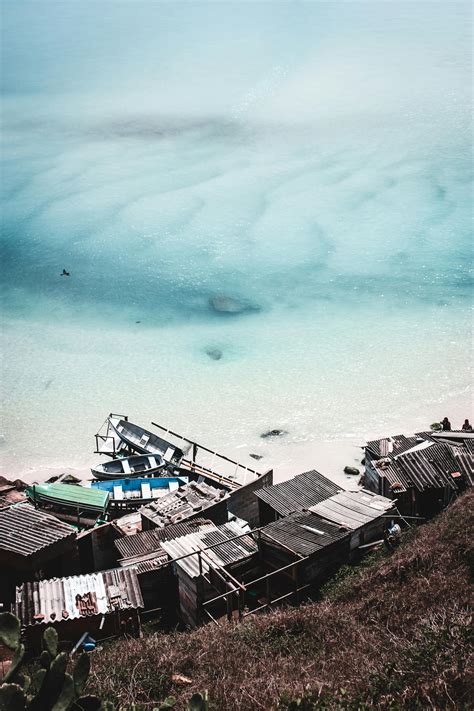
(91, 453, 166, 480)
(109, 419, 184, 462)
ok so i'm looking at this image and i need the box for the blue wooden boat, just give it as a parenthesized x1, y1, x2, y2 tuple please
(88, 476, 188, 512)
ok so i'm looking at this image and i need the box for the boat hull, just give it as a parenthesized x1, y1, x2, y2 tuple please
(91, 453, 166, 480)
(110, 419, 183, 461)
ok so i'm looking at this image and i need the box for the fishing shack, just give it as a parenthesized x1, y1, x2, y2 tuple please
(14, 568, 144, 652)
(161, 521, 258, 628)
(364, 436, 470, 518)
(114, 518, 216, 612)
(309, 489, 395, 551)
(0, 504, 78, 605)
(254, 469, 342, 525)
(257, 512, 350, 592)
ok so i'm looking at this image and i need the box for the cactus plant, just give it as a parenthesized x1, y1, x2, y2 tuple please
(0, 613, 101, 711)
(1, 612, 211, 711)
(187, 691, 209, 711)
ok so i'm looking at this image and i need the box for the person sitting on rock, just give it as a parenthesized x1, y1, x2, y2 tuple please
(441, 417, 451, 431)
(462, 418, 473, 431)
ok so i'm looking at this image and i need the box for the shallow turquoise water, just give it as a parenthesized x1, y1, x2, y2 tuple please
(1, 1, 472, 475)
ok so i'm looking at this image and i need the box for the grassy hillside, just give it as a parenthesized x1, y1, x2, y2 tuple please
(88, 490, 473, 709)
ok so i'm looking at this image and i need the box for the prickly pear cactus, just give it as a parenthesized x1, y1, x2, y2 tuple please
(0, 613, 102, 711)
(187, 691, 209, 711)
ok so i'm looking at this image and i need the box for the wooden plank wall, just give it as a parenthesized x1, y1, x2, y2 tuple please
(228, 469, 273, 527)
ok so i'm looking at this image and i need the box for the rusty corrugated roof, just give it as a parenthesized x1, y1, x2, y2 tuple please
(15, 568, 143, 626)
(366, 435, 423, 459)
(374, 442, 464, 493)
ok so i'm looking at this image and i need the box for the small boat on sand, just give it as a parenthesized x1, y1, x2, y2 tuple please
(89, 476, 188, 513)
(91, 453, 167, 480)
(110, 419, 184, 462)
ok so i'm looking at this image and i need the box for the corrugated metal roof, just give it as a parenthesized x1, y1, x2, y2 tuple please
(0, 504, 76, 558)
(115, 518, 215, 559)
(465, 439, 474, 455)
(260, 511, 349, 557)
(255, 470, 341, 517)
(366, 435, 422, 459)
(448, 446, 474, 486)
(395, 444, 459, 492)
(26, 483, 109, 512)
(374, 442, 462, 493)
(140, 481, 227, 527)
(161, 521, 257, 578)
(118, 549, 169, 571)
(309, 490, 395, 530)
(15, 568, 143, 626)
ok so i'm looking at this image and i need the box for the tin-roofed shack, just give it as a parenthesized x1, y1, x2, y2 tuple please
(309, 489, 395, 550)
(161, 522, 258, 628)
(140, 481, 228, 530)
(258, 512, 350, 591)
(115, 519, 216, 612)
(364, 434, 472, 518)
(15, 568, 144, 651)
(0, 504, 78, 605)
(255, 469, 341, 525)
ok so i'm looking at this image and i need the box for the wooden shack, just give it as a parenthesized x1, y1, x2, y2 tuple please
(114, 518, 216, 612)
(364, 436, 471, 518)
(254, 469, 342, 525)
(309, 489, 395, 551)
(14, 568, 144, 652)
(0, 504, 78, 605)
(258, 512, 350, 589)
(161, 522, 258, 628)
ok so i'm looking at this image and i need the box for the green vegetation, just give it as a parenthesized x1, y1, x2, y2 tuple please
(0, 616, 102, 711)
(0, 615, 209, 711)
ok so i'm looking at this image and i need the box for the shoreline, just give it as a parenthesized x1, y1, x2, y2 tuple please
(3, 388, 471, 490)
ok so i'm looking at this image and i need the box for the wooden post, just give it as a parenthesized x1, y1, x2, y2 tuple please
(238, 588, 243, 622)
(226, 585, 232, 622)
(293, 562, 299, 605)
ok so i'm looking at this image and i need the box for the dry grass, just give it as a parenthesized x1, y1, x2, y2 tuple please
(88, 490, 474, 709)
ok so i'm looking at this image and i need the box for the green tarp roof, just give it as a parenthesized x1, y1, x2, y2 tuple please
(26, 483, 109, 512)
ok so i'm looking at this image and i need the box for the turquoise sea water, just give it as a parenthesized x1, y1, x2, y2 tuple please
(1, 1, 472, 475)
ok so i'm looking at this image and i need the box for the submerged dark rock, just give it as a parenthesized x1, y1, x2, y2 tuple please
(208, 295, 259, 315)
(260, 429, 288, 439)
(249, 453, 263, 460)
(344, 466, 360, 475)
(206, 348, 223, 361)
